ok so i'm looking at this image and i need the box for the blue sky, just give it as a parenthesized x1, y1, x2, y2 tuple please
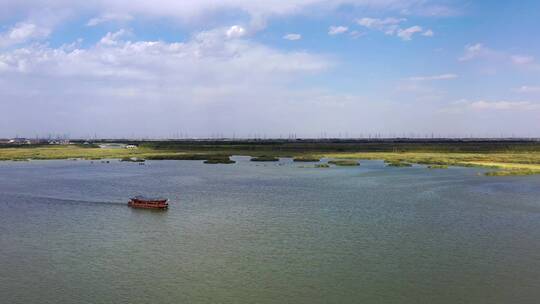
(0, 0, 539, 138)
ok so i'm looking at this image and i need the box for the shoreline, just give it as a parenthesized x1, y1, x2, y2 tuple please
(1, 144, 540, 176)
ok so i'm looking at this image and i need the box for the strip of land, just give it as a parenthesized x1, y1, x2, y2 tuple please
(1, 139, 540, 176)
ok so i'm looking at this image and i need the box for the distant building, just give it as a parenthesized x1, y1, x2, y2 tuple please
(98, 143, 127, 149)
(48, 139, 70, 145)
(28, 139, 49, 144)
(9, 138, 31, 144)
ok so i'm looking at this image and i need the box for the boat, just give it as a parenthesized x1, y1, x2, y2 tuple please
(128, 196, 169, 209)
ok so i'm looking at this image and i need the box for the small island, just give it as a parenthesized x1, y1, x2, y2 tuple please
(328, 160, 360, 166)
(386, 161, 413, 167)
(1, 140, 540, 176)
(204, 157, 236, 164)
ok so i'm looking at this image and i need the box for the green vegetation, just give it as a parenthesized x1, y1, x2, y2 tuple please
(427, 165, 449, 169)
(325, 151, 540, 175)
(121, 157, 145, 162)
(145, 153, 232, 160)
(328, 160, 360, 166)
(1, 140, 540, 175)
(203, 157, 236, 164)
(386, 161, 413, 167)
(144, 153, 236, 164)
(293, 156, 320, 162)
(129, 139, 540, 154)
(250, 156, 279, 162)
(315, 163, 330, 168)
(485, 169, 540, 176)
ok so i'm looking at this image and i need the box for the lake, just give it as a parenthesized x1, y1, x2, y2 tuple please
(1, 157, 540, 304)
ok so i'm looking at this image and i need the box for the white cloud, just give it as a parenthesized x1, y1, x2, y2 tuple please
(99, 29, 130, 45)
(349, 30, 364, 39)
(458, 43, 490, 61)
(86, 13, 133, 26)
(422, 29, 434, 37)
(357, 17, 405, 35)
(443, 99, 540, 112)
(516, 86, 540, 93)
(0, 22, 51, 48)
(407, 74, 458, 81)
(399, 3, 462, 17)
(0, 27, 334, 136)
(225, 25, 247, 39)
(357, 17, 431, 41)
(511, 55, 535, 65)
(470, 100, 540, 111)
(458, 44, 540, 71)
(396, 25, 423, 40)
(0, 29, 328, 78)
(328, 26, 348, 35)
(2, 0, 448, 30)
(283, 33, 302, 41)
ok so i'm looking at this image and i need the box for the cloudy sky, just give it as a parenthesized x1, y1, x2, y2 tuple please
(0, 0, 539, 138)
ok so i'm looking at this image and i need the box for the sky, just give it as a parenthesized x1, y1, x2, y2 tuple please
(0, 0, 539, 139)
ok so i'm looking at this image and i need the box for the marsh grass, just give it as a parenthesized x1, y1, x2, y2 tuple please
(315, 163, 330, 168)
(145, 153, 230, 160)
(121, 157, 145, 162)
(325, 152, 540, 175)
(485, 169, 540, 176)
(203, 158, 236, 164)
(427, 165, 449, 169)
(2, 142, 540, 175)
(385, 160, 413, 167)
(251, 156, 279, 162)
(328, 160, 360, 166)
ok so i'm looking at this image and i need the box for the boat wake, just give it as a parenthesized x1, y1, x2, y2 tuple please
(0, 192, 125, 206)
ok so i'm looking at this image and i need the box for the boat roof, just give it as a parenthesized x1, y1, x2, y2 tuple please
(131, 195, 168, 201)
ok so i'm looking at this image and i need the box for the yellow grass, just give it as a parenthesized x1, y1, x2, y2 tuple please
(320, 152, 540, 174)
(2, 146, 540, 175)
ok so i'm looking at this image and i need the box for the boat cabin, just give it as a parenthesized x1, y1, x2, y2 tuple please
(128, 196, 169, 209)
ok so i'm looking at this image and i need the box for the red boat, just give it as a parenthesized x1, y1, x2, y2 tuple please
(128, 196, 169, 209)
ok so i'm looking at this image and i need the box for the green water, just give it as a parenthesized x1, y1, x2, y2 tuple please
(1, 158, 539, 303)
